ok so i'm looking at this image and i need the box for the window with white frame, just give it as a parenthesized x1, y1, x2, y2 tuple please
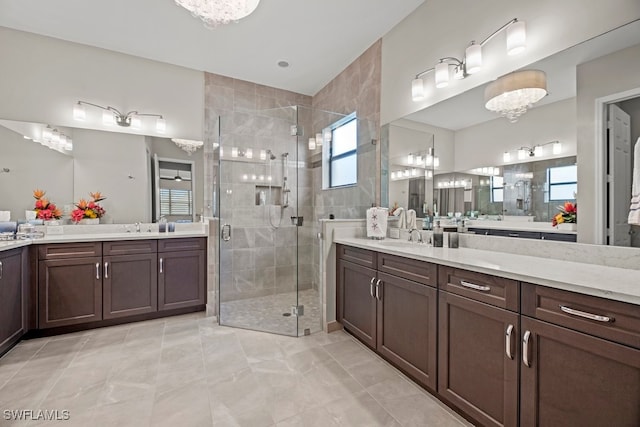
(547, 164, 577, 201)
(491, 176, 504, 202)
(323, 112, 357, 189)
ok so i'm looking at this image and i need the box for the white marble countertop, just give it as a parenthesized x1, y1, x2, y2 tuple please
(463, 221, 576, 234)
(334, 237, 640, 306)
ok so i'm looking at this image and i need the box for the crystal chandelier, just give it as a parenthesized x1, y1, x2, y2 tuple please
(174, 0, 261, 28)
(172, 138, 204, 155)
(484, 70, 547, 122)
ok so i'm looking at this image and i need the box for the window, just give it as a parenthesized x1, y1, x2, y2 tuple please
(491, 176, 504, 202)
(548, 164, 577, 201)
(160, 188, 192, 216)
(323, 113, 357, 189)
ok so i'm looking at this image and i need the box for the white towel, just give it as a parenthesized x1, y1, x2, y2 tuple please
(366, 207, 389, 239)
(392, 207, 406, 229)
(629, 137, 640, 226)
(406, 209, 417, 230)
(0, 211, 9, 222)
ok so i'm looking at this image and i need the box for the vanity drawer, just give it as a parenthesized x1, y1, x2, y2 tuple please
(377, 252, 437, 287)
(38, 242, 102, 260)
(158, 237, 205, 253)
(438, 266, 519, 311)
(522, 283, 640, 349)
(336, 244, 377, 269)
(103, 239, 157, 255)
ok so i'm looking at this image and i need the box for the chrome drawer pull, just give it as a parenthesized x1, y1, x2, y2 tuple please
(0, 260, 3, 279)
(505, 324, 514, 360)
(508, 233, 519, 237)
(370, 277, 375, 298)
(459, 280, 491, 292)
(160, 258, 164, 274)
(104, 262, 109, 279)
(522, 330, 532, 367)
(375, 279, 382, 300)
(95, 262, 100, 280)
(560, 305, 614, 323)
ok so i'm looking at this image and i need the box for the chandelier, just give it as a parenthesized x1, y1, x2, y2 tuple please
(174, 0, 261, 28)
(484, 70, 547, 122)
(172, 138, 204, 155)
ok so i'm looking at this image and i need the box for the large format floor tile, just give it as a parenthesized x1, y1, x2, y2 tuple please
(0, 313, 471, 427)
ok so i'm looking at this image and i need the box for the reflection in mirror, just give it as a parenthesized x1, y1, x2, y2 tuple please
(383, 20, 640, 246)
(0, 118, 204, 224)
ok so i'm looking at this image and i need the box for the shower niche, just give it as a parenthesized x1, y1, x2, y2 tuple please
(255, 185, 282, 206)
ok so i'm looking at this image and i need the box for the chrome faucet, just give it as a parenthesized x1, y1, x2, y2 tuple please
(408, 228, 423, 243)
(134, 222, 141, 233)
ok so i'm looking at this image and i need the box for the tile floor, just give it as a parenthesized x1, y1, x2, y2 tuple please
(219, 289, 322, 336)
(0, 313, 471, 427)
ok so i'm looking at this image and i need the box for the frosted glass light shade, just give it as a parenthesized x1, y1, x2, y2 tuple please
(308, 138, 316, 150)
(102, 110, 115, 126)
(465, 43, 482, 74)
(503, 151, 511, 162)
(435, 62, 449, 88)
(156, 117, 166, 133)
(517, 149, 527, 160)
(407, 153, 414, 165)
(534, 145, 543, 157)
(73, 103, 86, 121)
(507, 20, 526, 55)
(130, 115, 142, 130)
(411, 78, 425, 101)
(553, 141, 562, 154)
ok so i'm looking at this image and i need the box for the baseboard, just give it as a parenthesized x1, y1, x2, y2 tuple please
(327, 321, 343, 333)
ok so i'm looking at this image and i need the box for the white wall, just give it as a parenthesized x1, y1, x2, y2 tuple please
(0, 125, 73, 221)
(0, 27, 204, 140)
(73, 129, 149, 223)
(577, 43, 640, 243)
(381, 0, 640, 125)
(454, 98, 577, 171)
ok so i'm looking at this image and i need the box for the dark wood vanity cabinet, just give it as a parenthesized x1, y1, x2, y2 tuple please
(158, 247, 206, 311)
(337, 245, 438, 391)
(0, 248, 27, 356)
(438, 267, 519, 427)
(520, 283, 640, 427)
(103, 240, 158, 319)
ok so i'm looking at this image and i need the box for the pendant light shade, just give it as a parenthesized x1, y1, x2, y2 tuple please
(411, 78, 425, 101)
(73, 102, 86, 121)
(435, 62, 449, 88)
(156, 117, 166, 133)
(308, 137, 316, 150)
(465, 43, 482, 74)
(484, 70, 547, 122)
(507, 20, 526, 55)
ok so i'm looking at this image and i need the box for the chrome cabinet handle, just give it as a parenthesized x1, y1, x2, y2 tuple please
(375, 279, 381, 300)
(522, 330, 532, 367)
(221, 224, 231, 241)
(560, 305, 614, 323)
(508, 233, 520, 237)
(159, 258, 164, 274)
(505, 324, 514, 360)
(459, 280, 491, 292)
(370, 277, 375, 298)
(95, 262, 100, 280)
(104, 262, 109, 279)
(0, 260, 3, 279)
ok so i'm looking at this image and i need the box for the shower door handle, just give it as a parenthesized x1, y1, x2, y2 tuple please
(222, 224, 231, 241)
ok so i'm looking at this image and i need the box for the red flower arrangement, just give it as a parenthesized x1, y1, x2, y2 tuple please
(71, 192, 106, 223)
(552, 201, 577, 227)
(33, 189, 62, 220)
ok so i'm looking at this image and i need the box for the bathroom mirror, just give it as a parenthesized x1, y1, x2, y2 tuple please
(383, 19, 640, 245)
(0, 118, 205, 224)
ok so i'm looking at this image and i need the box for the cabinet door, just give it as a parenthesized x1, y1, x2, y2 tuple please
(0, 249, 24, 355)
(103, 253, 158, 319)
(38, 257, 102, 328)
(377, 271, 437, 391)
(337, 259, 377, 349)
(439, 291, 519, 427)
(520, 317, 640, 427)
(158, 250, 205, 311)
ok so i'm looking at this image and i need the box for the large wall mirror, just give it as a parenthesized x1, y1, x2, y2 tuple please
(384, 19, 640, 247)
(0, 119, 204, 224)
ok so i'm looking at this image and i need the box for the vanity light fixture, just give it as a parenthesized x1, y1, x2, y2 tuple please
(174, 0, 261, 29)
(484, 70, 547, 122)
(73, 101, 166, 133)
(411, 18, 526, 102)
(308, 138, 317, 150)
(38, 125, 73, 153)
(504, 140, 561, 163)
(171, 138, 204, 155)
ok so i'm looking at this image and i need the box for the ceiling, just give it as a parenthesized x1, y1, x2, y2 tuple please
(405, 19, 640, 130)
(0, 0, 424, 96)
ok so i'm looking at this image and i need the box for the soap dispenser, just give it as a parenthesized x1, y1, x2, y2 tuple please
(433, 220, 443, 248)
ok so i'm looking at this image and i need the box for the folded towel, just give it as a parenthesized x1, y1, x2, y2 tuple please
(629, 138, 640, 226)
(366, 207, 389, 239)
(406, 209, 417, 230)
(0, 211, 9, 222)
(392, 207, 406, 229)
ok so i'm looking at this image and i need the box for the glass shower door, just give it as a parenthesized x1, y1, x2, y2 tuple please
(217, 106, 301, 336)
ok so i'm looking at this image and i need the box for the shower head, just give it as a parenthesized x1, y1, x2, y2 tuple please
(281, 152, 289, 158)
(266, 149, 276, 160)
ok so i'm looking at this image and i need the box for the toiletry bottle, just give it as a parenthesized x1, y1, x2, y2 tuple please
(433, 220, 443, 247)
